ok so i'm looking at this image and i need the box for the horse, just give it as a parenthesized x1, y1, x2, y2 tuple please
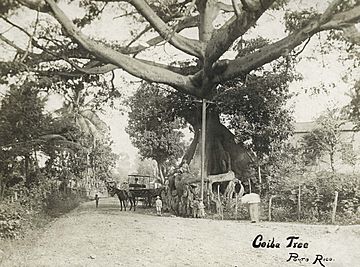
(106, 182, 136, 211)
(114, 187, 136, 211)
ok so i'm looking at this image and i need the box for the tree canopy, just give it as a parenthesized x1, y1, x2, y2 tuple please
(1, 0, 359, 178)
(300, 108, 357, 172)
(1, 0, 359, 94)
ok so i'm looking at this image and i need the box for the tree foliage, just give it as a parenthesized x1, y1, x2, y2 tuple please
(214, 68, 296, 157)
(300, 108, 349, 172)
(126, 83, 185, 180)
(1, 0, 359, 184)
(0, 80, 116, 202)
(0, 83, 51, 187)
(89, 137, 119, 181)
(1, 0, 358, 97)
(349, 80, 360, 129)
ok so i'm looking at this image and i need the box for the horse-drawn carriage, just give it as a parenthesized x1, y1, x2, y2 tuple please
(128, 174, 150, 189)
(106, 175, 164, 211)
(128, 174, 163, 206)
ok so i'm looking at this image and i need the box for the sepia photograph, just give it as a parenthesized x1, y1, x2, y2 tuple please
(0, 0, 359, 266)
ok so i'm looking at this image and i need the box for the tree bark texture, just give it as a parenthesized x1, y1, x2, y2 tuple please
(186, 112, 252, 178)
(166, 111, 251, 216)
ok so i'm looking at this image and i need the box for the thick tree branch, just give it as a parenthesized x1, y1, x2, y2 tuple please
(205, 0, 276, 70)
(320, 0, 344, 24)
(120, 15, 199, 55)
(213, 4, 360, 83)
(17, 0, 50, 12)
(320, 5, 360, 31)
(129, 0, 203, 58)
(77, 59, 200, 76)
(231, 0, 242, 17)
(197, 0, 219, 43)
(342, 25, 360, 45)
(41, 0, 200, 96)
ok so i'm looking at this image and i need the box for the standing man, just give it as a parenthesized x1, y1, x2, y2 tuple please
(95, 194, 99, 208)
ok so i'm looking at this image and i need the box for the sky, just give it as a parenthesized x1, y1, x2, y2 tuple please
(1, 0, 359, 163)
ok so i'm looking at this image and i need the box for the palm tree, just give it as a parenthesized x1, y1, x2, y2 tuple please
(56, 86, 109, 194)
(57, 87, 108, 140)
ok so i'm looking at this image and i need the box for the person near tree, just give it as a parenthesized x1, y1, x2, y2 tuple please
(155, 196, 162, 216)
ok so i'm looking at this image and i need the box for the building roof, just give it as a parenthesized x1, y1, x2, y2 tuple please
(294, 121, 356, 134)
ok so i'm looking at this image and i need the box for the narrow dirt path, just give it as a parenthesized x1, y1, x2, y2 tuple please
(2, 197, 359, 267)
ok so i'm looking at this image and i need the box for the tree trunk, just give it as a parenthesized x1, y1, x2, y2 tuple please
(166, 111, 253, 216)
(0, 180, 5, 201)
(157, 161, 165, 185)
(24, 154, 31, 187)
(182, 127, 200, 165)
(190, 112, 252, 178)
(329, 151, 335, 172)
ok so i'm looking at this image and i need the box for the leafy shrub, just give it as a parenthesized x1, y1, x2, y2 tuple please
(44, 190, 86, 217)
(335, 211, 360, 225)
(0, 202, 25, 239)
(1, 184, 87, 239)
(271, 206, 291, 221)
(265, 171, 360, 224)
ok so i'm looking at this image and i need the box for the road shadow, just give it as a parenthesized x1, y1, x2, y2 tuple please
(74, 198, 141, 216)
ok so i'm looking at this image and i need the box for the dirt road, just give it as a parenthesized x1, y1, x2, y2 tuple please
(2, 197, 359, 267)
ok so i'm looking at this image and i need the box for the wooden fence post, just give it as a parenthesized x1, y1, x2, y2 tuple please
(217, 184, 223, 220)
(331, 191, 339, 224)
(207, 183, 211, 210)
(258, 166, 262, 196)
(235, 194, 238, 220)
(268, 195, 274, 221)
(298, 184, 301, 221)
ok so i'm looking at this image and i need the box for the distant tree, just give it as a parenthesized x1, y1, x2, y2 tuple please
(301, 108, 347, 172)
(115, 152, 132, 181)
(55, 79, 109, 141)
(0, 82, 51, 187)
(54, 79, 116, 191)
(89, 136, 119, 181)
(134, 157, 156, 177)
(349, 80, 360, 130)
(126, 83, 185, 182)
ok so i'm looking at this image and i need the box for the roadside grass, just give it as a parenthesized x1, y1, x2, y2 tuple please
(0, 192, 88, 265)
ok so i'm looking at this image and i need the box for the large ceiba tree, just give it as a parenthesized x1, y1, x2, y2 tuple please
(1, 0, 360, 180)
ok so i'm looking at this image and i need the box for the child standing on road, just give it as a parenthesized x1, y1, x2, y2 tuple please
(95, 194, 99, 208)
(155, 196, 162, 216)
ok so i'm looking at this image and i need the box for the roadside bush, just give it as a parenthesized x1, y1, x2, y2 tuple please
(335, 211, 360, 225)
(44, 190, 87, 217)
(271, 205, 296, 221)
(265, 171, 360, 224)
(0, 202, 25, 239)
(0, 181, 56, 239)
(1, 186, 87, 239)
